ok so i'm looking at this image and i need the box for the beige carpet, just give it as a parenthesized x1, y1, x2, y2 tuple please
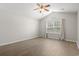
(0, 38, 79, 56)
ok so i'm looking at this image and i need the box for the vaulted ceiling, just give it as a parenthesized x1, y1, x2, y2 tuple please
(0, 3, 79, 19)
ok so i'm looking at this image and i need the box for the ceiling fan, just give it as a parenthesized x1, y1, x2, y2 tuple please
(34, 3, 50, 13)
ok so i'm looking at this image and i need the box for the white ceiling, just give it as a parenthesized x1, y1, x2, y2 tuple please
(0, 3, 79, 19)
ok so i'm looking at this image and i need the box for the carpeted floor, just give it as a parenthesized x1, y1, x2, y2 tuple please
(0, 38, 79, 56)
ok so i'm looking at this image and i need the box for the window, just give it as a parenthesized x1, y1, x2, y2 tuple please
(46, 18, 61, 33)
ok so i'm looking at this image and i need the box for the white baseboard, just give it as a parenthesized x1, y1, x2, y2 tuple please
(65, 39, 76, 42)
(0, 36, 39, 46)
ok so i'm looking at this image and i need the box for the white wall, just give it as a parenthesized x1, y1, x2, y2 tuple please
(76, 10, 79, 48)
(0, 8, 39, 45)
(40, 12, 77, 42)
(39, 18, 46, 37)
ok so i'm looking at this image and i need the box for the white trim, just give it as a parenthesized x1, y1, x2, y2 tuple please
(0, 36, 39, 46)
(65, 39, 76, 42)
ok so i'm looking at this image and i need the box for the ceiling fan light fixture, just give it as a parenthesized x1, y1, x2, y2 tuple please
(34, 3, 50, 13)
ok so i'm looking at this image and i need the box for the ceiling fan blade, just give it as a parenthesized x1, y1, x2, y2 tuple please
(45, 4, 50, 7)
(44, 9, 49, 11)
(37, 3, 41, 7)
(34, 8, 39, 10)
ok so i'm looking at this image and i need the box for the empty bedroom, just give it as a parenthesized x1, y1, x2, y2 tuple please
(0, 3, 79, 56)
